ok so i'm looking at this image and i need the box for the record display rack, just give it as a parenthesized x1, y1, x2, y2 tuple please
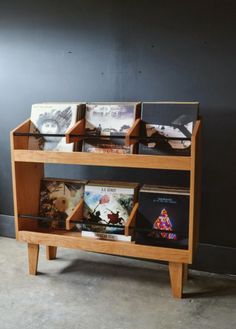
(11, 118, 201, 298)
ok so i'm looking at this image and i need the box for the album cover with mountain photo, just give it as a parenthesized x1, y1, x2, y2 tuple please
(83, 102, 140, 154)
(139, 102, 199, 156)
(82, 181, 139, 235)
(28, 103, 85, 152)
(135, 185, 189, 249)
(39, 178, 87, 229)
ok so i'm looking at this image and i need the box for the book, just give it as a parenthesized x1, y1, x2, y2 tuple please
(82, 180, 139, 235)
(81, 231, 132, 242)
(139, 102, 199, 156)
(83, 102, 140, 154)
(28, 103, 85, 151)
(135, 185, 190, 248)
(39, 178, 87, 229)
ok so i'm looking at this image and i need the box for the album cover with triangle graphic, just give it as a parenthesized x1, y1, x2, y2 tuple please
(135, 185, 190, 249)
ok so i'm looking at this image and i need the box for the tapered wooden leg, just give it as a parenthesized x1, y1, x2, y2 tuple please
(169, 262, 184, 298)
(28, 243, 39, 275)
(46, 246, 57, 260)
(183, 264, 188, 283)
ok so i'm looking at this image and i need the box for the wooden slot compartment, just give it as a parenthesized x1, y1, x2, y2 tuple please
(66, 117, 141, 153)
(66, 201, 139, 240)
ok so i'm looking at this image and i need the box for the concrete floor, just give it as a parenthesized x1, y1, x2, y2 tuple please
(0, 237, 235, 329)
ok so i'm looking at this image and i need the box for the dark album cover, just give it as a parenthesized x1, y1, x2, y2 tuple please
(135, 185, 189, 248)
(139, 102, 199, 156)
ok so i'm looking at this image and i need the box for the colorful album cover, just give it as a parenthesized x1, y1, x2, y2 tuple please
(83, 103, 139, 153)
(39, 178, 86, 229)
(28, 103, 80, 151)
(139, 102, 199, 156)
(135, 185, 189, 248)
(83, 183, 136, 234)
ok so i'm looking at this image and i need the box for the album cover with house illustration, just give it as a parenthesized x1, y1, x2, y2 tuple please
(39, 178, 87, 229)
(139, 102, 199, 156)
(83, 102, 140, 154)
(135, 185, 189, 248)
(28, 103, 84, 151)
(82, 181, 138, 234)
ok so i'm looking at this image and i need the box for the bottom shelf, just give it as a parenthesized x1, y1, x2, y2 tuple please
(20, 229, 191, 298)
(18, 229, 191, 263)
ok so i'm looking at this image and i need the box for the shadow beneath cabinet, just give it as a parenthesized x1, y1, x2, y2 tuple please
(54, 256, 236, 298)
(183, 274, 236, 299)
(58, 257, 170, 286)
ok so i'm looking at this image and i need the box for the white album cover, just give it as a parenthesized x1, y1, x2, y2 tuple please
(28, 103, 78, 151)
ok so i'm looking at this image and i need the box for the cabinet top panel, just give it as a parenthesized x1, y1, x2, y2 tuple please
(13, 150, 191, 171)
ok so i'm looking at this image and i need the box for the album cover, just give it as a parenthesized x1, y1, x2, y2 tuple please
(28, 103, 84, 151)
(83, 138, 132, 154)
(82, 181, 138, 234)
(83, 102, 140, 153)
(139, 102, 199, 156)
(135, 185, 189, 248)
(39, 178, 87, 229)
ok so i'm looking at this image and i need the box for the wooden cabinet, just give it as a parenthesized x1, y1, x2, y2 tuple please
(11, 118, 201, 298)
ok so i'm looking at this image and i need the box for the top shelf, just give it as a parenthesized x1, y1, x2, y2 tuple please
(12, 149, 191, 170)
(11, 118, 201, 171)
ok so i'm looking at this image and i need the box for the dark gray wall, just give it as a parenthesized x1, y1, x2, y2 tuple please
(0, 0, 235, 249)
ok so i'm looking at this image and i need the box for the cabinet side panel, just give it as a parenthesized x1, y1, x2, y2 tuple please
(189, 121, 201, 261)
(192, 122, 202, 256)
(12, 119, 31, 150)
(12, 162, 44, 236)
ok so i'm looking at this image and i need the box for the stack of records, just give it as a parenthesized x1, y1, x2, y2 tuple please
(39, 178, 87, 229)
(135, 185, 190, 249)
(83, 102, 140, 154)
(28, 103, 85, 151)
(139, 102, 199, 156)
(81, 180, 139, 241)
